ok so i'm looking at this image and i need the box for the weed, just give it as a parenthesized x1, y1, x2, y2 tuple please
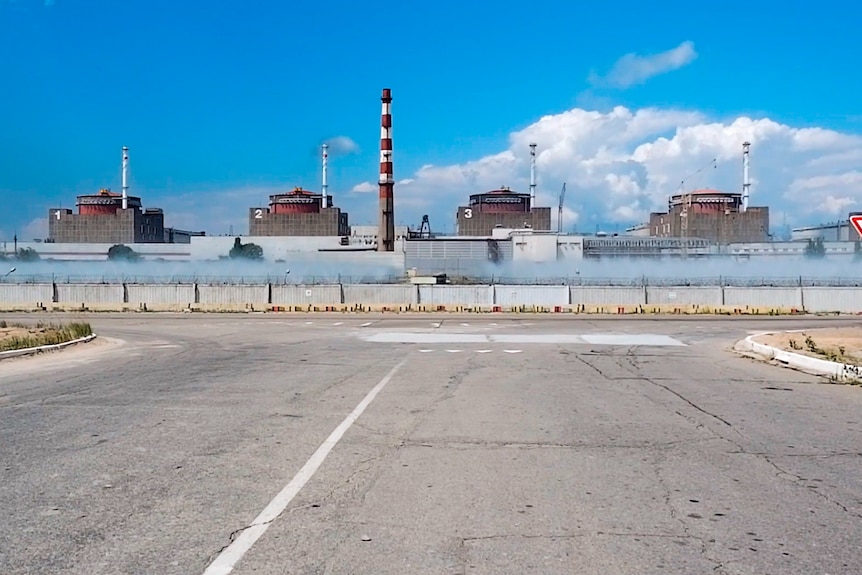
(789, 338, 801, 350)
(0, 321, 93, 352)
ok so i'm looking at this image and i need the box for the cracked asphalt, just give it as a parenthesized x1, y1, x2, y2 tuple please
(1, 313, 861, 574)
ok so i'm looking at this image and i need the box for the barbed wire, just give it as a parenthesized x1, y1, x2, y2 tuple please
(2, 274, 862, 287)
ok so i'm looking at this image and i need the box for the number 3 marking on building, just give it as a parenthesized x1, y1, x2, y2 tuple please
(464, 208, 473, 219)
(254, 209, 263, 219)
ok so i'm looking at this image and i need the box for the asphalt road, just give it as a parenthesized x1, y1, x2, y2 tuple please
(1, 313, 861, 574)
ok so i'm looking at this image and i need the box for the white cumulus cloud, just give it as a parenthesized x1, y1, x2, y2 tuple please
(323, 136, 360, 155)
(352, 182, 376, 193)
(374, 105, 862, 232)
(589, 41, 698, 89)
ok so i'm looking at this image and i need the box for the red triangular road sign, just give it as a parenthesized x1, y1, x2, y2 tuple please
(851, 215, 862, 237)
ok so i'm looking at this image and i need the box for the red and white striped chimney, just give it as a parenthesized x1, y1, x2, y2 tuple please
(378, 88, 395, 252)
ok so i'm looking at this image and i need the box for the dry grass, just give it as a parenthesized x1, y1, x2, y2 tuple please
(0, 320, 93, 352)
(755, 327, 862, 366)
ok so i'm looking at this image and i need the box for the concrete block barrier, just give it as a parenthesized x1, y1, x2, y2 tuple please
(571, 286, 645, 306)
(494, 285, 569, 307)
(801, 287, 862, 313)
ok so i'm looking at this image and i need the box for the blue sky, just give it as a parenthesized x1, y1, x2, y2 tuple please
(2, 0, 861, 240)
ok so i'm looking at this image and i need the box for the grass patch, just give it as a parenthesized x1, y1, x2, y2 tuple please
(0, 321, 93, 352)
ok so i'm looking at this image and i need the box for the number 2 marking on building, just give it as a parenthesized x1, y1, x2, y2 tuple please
(254, 209, 263, 219)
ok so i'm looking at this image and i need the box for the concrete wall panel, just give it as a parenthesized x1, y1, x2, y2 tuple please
(343, 284, 417, 306)
(127, 284, 196, 306)
(418, 285, 494, 306)
(571, 287, 645, 305)
(724, 287, 802, 308)
(802, 287, 862, 313)
(0, 284, 53, 305)
(646, 286, 723, 306)
(198, 285, 269, 306)
(56, 284, 124, 305)
(494, 285, 570, 306)
(271, 285, 342, 306)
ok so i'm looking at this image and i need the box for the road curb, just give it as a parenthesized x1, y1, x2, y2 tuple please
(0, 334, 97, 361)
(735, 331, 862, 383)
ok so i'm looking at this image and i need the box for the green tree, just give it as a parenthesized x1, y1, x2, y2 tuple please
(804, 237, 826, 259)
(107, 244, 141, 262)
(16, 247, 40, 262)
(228, 237, 264, 260)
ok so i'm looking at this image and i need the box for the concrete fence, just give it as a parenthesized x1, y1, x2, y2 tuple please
(0, 282, 861, 313)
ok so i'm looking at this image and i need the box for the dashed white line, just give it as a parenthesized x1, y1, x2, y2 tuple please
(445, 349, 463, 353)
(201, 359, 407, 575)
(360, 322, 373, 327)
(418, 349, 434, 353)
(305, 321, 313, 325)
(503, 349, 523, 354)
(333, 322, 343, 326)
(460, 323, 470, 327)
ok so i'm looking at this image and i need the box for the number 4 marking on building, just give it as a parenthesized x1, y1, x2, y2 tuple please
(851, 215, 862, 237)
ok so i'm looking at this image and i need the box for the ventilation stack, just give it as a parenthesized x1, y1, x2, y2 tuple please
(321, 143, 329, 209)
(529, 143, 537, 204)
(378, 88, 395, 252)
(741, 141, 751, 213)
(122, 146, 129, 210)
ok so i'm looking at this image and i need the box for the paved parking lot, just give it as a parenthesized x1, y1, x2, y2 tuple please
(1, 314, 861, 574)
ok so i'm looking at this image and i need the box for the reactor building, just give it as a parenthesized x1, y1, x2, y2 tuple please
(249, 142, 350, 237)
(647, 142, 770, 243)
(455, 144, 553, 236)
(48, 147, 203, 244)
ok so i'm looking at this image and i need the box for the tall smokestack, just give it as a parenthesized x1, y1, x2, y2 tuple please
(321, 143, 329, 209)
(122, 146, 129, 210)
(378, 88, 395, 252)
(742, 141, 751, 213)
(529, 143, 537, 205)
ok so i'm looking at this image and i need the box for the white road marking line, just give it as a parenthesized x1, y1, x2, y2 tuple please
(503, 349, 523, 353)
(460, 323, 470, 326)
(360, 322, 373, 327)
(431, 323, 441, 328)
(418, 349, 434, 353)
(475, 350, 492, 353)
(333, 322, 343, 326)
(445, 349, 462, 353)
(305, 321, 313, 325)
(201, 359, 407, 575)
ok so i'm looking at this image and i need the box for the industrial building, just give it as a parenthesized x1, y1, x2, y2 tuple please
(646, 143, 770, 243)
(47, 148, 203, 244)
(791, 211, 862, 242)
(249, 186, 350, 237)
(455, 145, 553, 235)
